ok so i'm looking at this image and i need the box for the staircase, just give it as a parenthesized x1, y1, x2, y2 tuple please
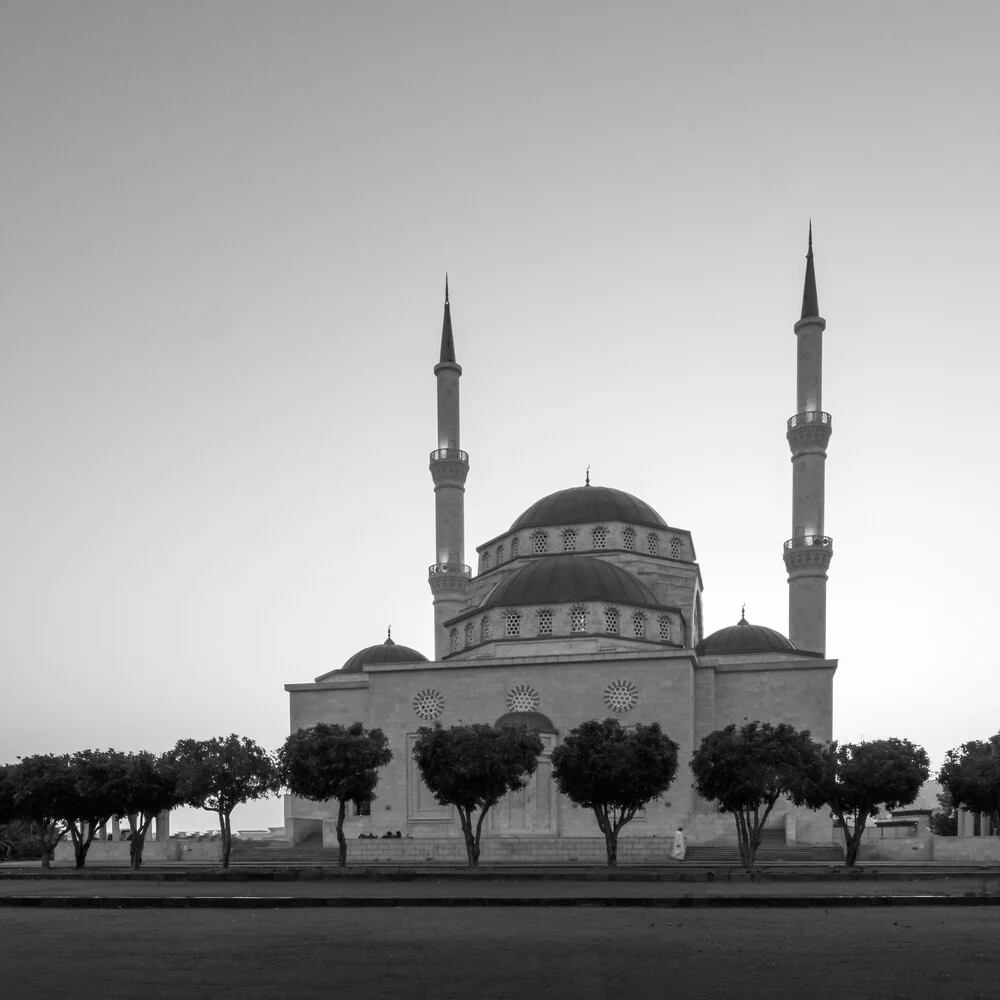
(686, 828, 844, 865)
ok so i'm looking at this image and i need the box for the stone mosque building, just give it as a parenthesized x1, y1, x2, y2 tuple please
(285, 233, 838, 849)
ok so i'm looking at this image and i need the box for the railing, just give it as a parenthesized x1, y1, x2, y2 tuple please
(429, 448, 469, 463)
(783, 535, 833, 551)
(787, 411, 831, 431)
(428, 562, 472, 577)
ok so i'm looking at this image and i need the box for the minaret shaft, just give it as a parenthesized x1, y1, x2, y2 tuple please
(428, 283, 470, 659)
(784, 231, 832, 656)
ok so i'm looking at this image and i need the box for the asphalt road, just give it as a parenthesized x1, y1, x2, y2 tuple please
(1, 907, 997, 999)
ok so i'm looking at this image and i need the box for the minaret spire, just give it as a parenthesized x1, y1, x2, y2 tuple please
(440, 274, 456, 364)
(784, 224, 833, 655)
(801, 221, 819, 319)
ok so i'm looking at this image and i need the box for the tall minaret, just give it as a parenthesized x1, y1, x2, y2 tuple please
(428, 277, 470, 659)
(783, 224, 833, 655)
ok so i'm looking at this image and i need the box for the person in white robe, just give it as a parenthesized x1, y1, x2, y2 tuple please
(671, 826, 687, 862)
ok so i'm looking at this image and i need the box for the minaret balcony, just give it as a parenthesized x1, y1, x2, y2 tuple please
(787, 411, 832, 456)
(783, 535, 832, 551)
(428, 562, 472, 577)
(430, 448, 469, 463)
(786, 411, 831, 431)
(783, 535, 833, 573)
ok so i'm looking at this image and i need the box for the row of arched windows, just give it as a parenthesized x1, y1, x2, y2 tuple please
(449, 609, 672, 650)
(480, 530, 683, 569)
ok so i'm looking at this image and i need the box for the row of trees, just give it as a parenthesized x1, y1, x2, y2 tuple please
(0, 737, 277, 869)
(4, 724, 998, 871)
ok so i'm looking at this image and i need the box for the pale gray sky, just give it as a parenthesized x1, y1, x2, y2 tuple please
(2, 2, 997, 832)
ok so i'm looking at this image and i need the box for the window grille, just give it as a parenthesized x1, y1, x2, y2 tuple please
(532, 532, 548, 554)
(605, 607, 620, 633)
(632, 612, 645, 638)
(562, 528, 576, 552)
(497, 543, 504, 563)
(623, 526, 635, 551)
(538, 609, 553, 635)
(647, 533, 658, 556)
(482, 551, 491, 571)
(464, 622, 474, 647)
(670, 536, 682, 559)
(592, 526, 608, 549)
(505, 611, 521, 636)
(481, 616, 491, 641)
(511, 538, 520, 558)
(571, 606, 587, 633)
(658, 616, 671, 641)
(449, 628, 459, 652)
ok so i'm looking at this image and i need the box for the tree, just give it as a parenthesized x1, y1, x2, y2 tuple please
(7, 754, 71, 868)
(690, 720, 818, 868)
(550, 718, 679, 866)
(412, 723, 543, 868)
(929, 787, 958, 837)
(168, 735, 280, 868)
(938, 733, 1000, 835)
(106, 752, 182, 869)
(61, 750, 131, 869)
(801, 738, 930, 867)
(278, 723, 393, 866)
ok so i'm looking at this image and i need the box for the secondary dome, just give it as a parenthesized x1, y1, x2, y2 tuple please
(510, 486, 667, 531)
(339, 633, 429, 674)
(495, 711, 558, 734)
(481, 554, 663, 610)
(697, 616, 795, 655)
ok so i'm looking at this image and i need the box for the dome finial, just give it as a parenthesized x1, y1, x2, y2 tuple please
(385, 625, 394, 645)
(740, 604, 747, 623)
(585, 465, 591, 487)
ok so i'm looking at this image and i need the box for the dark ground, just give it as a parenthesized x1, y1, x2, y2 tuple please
(1, 907, 997, 1000)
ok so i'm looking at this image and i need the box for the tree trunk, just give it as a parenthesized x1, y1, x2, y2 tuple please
(219, 810, 232, 869)
(458, 809, 478, 868)
(605, 829, 618, 867)
(336, 799, 347, 867)
(40, 849, 52, 869)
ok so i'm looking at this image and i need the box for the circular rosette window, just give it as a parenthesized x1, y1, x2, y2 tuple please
(603, 679, 639, 714)
(412, 689, 445, 721)
(505, 684, 540, 713)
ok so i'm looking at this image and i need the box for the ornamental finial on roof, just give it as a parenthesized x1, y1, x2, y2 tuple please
(740, 604, 747, 622)
(386, 625, 394, 645)
(439, 275, 456, 364)
(585, 465, 591, 487)
(800, 221, 820, 319)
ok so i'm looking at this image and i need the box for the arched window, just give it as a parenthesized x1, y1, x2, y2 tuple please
(623, 526, 635, 551)
(571, 606, 587, 633)
(647, 533, 658, 556)
(532, 531, 548, 554)
(511, 538, 520, 558)
(605, 607, 620, 634)
(504, 610, 521, 636)
(538, 609, 553, 635)
(482, 551, 491, 571)
(658, 616, 671, 642)
(481, 616, 491, 642)
(670, 536, 682, 559)
(562, 528, 577, 552)
(496, 543, 504, 563)
(449, 627, 459, 652)
(632, 611, 645, 638)
(464, 622, 474, 647)
(592, 526, 608, 549)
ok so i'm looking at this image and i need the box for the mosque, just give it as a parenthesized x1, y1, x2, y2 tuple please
(284, 232, 837, 848)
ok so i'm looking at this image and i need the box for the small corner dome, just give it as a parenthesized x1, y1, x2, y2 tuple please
(338, 634, 429, 674)
(510, 485, 667, 531)
(481, 554, 663, 610)
(697, 617, 795, 656)
(495, 711, 558, 734)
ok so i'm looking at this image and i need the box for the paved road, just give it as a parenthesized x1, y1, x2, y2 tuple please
(1, 875, 999, 899)
(1, 907, 996, 999)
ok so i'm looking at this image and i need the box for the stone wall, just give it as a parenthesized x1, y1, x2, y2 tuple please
(53, 840, 223, 864)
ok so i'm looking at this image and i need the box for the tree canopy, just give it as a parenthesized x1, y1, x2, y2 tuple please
(106, 751, 182, 869)
(6, 754, 72, 868)
(412, 723, 543, 867)
(801, 738, 930, 866)
(690, 720, 817, 868)
(938, 733, 1000, 834)
(278, 723, 392, 866)
(551, 718, 679, 866)
(168, 735, 279, 867)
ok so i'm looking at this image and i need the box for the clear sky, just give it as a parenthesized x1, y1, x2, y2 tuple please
(2, 2, 997, 833)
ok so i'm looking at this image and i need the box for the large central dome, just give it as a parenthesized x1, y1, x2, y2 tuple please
(481, 554, 663, 610)
(510, 486, 666, 531)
